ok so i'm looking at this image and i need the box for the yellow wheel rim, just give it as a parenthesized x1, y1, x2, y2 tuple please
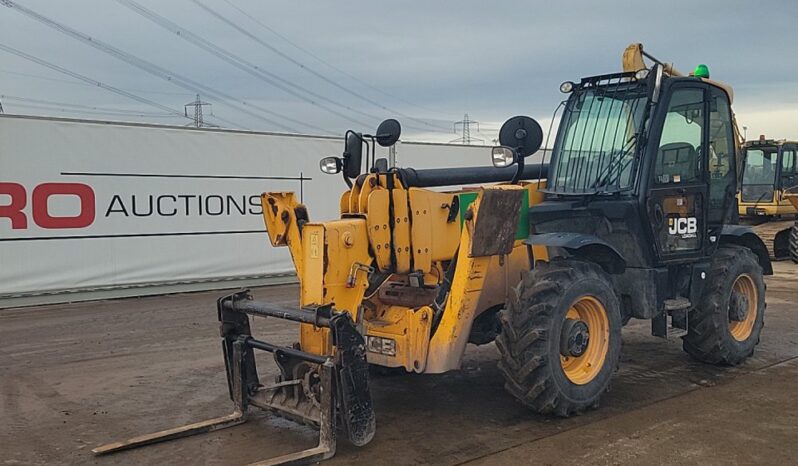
(560, 296, 610, 385)
(729, 274, 758, 342)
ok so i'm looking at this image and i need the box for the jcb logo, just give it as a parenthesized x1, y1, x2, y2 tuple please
(668, 217, 697, 235)
(0, 182, 95, 230)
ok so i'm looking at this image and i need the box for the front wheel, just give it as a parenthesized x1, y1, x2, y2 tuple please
(790, 221, 798, 264)
(496, 259, 622, 416)
(683, 245, 766, 365)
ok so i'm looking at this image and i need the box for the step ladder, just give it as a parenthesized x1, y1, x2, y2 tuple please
(652, 297, 690, 339)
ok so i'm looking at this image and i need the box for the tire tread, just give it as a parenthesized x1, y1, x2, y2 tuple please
(683, 245, 766, 365)
(496, 259, 618, 416)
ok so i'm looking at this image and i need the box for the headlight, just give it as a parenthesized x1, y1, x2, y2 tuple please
(635, 69, 650, 80)
(491, 146, 517, 168)
(319, 156, 342, 174)
(559, 81, 574, 93)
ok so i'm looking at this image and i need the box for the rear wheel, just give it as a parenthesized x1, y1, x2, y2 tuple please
(683, 245, 766, 365)
(790, 221, 798, 264)
(496, 259, 622, 416)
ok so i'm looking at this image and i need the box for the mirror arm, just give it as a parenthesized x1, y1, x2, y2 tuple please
(511, 152, 525, 184)
(370, 135, 377, 172)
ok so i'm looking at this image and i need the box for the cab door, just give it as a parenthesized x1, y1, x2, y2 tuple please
(646, 85, 709, 263)
(705, 86, 737, 252)
(779, 145, 798, 196)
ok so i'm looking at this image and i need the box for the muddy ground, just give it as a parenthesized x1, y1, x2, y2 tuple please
(1, 262, 797, 465)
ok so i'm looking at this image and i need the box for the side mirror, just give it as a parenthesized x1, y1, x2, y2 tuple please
(320, 156, 342, 174)
(491, 146, 518, 168)
(375, 119, 401, 147)
(650, 63, 663, 104)
(498, 116, 543, 158)
(343, 132, 364, 179)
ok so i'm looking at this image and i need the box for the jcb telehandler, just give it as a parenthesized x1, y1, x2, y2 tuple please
(738, 136, 798, 262)
(94, 44, 771, 464)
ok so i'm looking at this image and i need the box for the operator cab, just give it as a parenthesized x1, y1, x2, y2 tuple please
(740, 137, 798, 217)
(494, 62, 771, 334)
(519, 64, 742, 269)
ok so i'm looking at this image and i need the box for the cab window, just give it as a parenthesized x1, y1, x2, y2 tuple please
(782, 148, 798, 190)
(707, 87, 735, 223)
(782, 149, 796, 175)
(655, 88, 704, 185)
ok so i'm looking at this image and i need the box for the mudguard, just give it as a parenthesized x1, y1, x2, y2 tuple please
(720, 225, 774, 275)
(525, 232, 626, 273)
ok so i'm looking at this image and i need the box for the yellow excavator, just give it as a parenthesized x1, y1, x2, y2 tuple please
(738, 136, 798, 262)
(92, 44, 771, 465)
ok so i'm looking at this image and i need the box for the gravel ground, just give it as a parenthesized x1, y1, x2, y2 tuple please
(1, 262, 796, 465)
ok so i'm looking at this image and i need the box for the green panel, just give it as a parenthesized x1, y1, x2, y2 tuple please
(517, 194, 529, 240)
(457, 192, 479, 228)
(457, 191, 529, 241)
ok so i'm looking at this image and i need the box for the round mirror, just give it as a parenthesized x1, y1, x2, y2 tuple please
(375, 119, 401, 147)
(498, 116, 543, 158)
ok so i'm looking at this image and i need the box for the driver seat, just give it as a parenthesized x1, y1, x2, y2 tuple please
(657, 142, 698, 183)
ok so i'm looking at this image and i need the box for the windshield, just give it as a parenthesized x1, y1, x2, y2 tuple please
(548, 82, 648, 194)
(741, 147, 778, 203)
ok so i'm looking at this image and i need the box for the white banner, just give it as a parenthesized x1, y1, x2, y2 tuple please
(0, 115, 500, 305)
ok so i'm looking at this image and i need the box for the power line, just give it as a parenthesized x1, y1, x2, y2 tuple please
(5, 102, 184, 118)
(7, 100, 239, 129)
(0, 49, 243, 129)
(117, 0, 375, 129)
(0, 43, 193, 121)
(191, 0, 452, 133)
(0, 67, 195, 96)
(2, 94, 247, 129)
(450, 113, 483, 144)
(1, 95, 178, 116)
(219, 0, 452, 119)
(208, 113, 250, 130)
(1, 0, 316, 134)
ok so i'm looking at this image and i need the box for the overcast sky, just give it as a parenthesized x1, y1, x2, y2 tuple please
(1, 0, 797, 143)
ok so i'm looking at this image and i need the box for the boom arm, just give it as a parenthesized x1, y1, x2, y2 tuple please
(622, 43, 684, 76)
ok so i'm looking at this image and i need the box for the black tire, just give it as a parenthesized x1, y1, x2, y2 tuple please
(683, 245, 766, 365)
(790, 221, 798, 264)
(496, 259, 622, 416)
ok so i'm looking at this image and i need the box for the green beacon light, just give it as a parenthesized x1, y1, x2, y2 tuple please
(693, 64, 710, 79)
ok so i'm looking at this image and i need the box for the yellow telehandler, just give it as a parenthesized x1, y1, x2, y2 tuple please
(93, 44, 771, 465)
